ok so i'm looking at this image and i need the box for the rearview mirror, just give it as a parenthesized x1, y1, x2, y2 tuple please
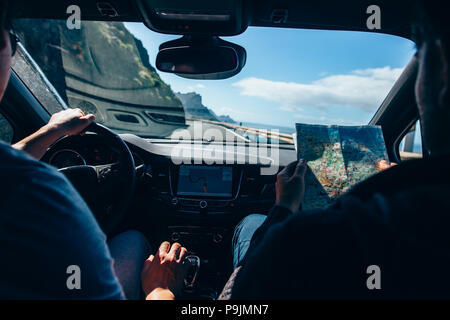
(156, 36, 246, 80)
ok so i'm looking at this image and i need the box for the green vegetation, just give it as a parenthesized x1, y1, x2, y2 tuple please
(14, 19, 182, 108)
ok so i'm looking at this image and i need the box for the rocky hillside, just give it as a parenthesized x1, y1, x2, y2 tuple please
(175, 92, 217, 121)
(216, 115, 236, 124)
(175, 92, 236, 124)
(13, 19, 235, 135)
(14, 19, 181, 108)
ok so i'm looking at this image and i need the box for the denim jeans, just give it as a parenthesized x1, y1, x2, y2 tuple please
(108, 230, 151, 299)
(232, 214, 267, 269)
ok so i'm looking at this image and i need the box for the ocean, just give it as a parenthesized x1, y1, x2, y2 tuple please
(239, 122, 296, 135)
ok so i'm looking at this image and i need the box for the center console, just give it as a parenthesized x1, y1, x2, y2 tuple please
(147, 163, 277, 298)
(152, 164, 276, 214)
(170, 164, 243, 214)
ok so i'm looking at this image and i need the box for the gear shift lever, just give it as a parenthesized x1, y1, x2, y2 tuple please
(183, 255, 200, 291)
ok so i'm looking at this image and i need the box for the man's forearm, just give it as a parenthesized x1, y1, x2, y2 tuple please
(12, 109, 95, 160)
(12, 124, 64, 160)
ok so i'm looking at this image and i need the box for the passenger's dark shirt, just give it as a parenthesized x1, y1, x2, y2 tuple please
(229, 157, 450, 299)
(0, 141, 123, 299)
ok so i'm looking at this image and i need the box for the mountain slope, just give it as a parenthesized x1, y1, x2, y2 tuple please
(175, 92, 217, 121)
(175, 92, 236, 124)
(14, 20, 182, 108)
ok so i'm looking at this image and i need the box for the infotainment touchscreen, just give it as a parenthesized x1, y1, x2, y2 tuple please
(177, 165, 233, 197)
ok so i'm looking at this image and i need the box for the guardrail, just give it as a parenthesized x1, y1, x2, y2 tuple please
(189, 118, 295, 144)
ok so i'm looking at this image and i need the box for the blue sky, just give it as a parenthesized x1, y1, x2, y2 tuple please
(125, 23, 416, 130)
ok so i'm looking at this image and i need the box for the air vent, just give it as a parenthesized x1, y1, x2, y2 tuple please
(115, 114, 139, 123)
(146, 112, 185, 124)
(96, 2, 119, 17)
(270, 9, 288, 24)
(108, 110, 146, 126)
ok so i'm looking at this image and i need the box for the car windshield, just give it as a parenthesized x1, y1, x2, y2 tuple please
(13, 19, 415, 143)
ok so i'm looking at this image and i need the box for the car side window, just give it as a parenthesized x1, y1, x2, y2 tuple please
(399, 120, 422, 161)
(0, 112, 14, 144)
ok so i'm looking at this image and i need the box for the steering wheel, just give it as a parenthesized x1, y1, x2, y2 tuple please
(55, 123, 135, 235)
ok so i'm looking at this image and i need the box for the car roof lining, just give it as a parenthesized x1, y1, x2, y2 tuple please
(8, 0, 415, 40)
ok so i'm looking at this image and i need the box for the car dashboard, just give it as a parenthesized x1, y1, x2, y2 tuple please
(42, 132, 297, 298)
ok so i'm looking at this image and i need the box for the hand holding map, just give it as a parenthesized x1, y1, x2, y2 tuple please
(295, 123, 389, 210)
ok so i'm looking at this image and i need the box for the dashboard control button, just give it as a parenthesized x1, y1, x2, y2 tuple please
(213, 233, 223, 243)
(177, 210, 201, 215)
(199, 200, 207, 209)
(171, 232, 180, 242)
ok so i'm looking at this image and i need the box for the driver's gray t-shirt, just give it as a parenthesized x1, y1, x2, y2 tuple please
(0, 141, 124, 299)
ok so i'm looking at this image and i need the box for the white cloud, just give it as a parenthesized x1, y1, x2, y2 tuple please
(184, 83, 206, 92)
(233, 67, 403, 113)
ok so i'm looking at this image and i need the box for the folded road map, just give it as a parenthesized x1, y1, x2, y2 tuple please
(295, 123, 388, 210)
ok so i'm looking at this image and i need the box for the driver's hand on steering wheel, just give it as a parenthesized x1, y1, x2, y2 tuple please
(46, 108, 96, 137)
(275, 159, 307, 213)
(141, 241, 188, 300)
(12, 108, 96, 160)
